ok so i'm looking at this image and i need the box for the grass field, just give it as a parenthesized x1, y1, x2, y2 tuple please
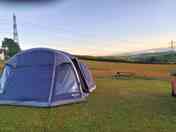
(83, 60, 176, 79)
(0, 61, 176, 132)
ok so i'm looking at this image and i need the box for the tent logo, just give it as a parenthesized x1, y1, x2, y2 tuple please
(71, 93, 80, 97)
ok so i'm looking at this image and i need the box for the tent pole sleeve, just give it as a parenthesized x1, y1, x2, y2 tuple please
(48, 54, 56, 105)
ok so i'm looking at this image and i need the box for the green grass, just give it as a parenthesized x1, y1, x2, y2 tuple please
(0, 78, 175, 132)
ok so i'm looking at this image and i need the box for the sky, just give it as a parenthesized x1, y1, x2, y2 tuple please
(0, 0, 176, 56)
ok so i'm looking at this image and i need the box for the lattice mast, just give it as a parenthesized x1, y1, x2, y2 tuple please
(13, 13, 19, 44)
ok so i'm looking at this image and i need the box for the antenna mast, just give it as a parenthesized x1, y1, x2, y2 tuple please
(171, 40, 174, 50)
(13, 13, 19, 44)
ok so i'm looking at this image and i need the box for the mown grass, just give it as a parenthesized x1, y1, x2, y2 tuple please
(0, 61, 176, 132)
(83, 60, 176, 79)
(0, 78, 175, 132)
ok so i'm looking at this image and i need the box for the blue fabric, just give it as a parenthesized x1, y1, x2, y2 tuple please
(7, 48, 74, 67)
(0, 48, 95, 107)
(0, 65, 53, 102)
(8, 49, 54, 67)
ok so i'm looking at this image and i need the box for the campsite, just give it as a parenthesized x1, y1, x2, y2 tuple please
(0, 59, 175, 132)
(1, 0, 176, 131)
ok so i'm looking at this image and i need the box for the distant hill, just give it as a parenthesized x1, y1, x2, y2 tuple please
(76, 55, 131, 63)
(119, 47, 173, 56)
(77, 48, 176, 64)
(116, 47, 176, 64)
(127, 51, 176, 64)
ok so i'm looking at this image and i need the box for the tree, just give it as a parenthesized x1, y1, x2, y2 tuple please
(1, 38, 21, 58)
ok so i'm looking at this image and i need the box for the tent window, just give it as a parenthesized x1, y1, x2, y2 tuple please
(54, 63, 79, 95)
(0, 65, 11, 94)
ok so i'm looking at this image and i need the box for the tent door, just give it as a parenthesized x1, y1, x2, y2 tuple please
(71, 59, 89, 93)
(52, 63, 81, 102)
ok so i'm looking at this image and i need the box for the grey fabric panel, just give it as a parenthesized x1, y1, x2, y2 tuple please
(50, 97, 86, 107)
(0, 97, 86, 107)
(54, 63, 79, 95)
(55, 53, 71, 65)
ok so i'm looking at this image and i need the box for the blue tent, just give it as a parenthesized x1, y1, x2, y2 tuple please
(0, 48, 96, 107)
